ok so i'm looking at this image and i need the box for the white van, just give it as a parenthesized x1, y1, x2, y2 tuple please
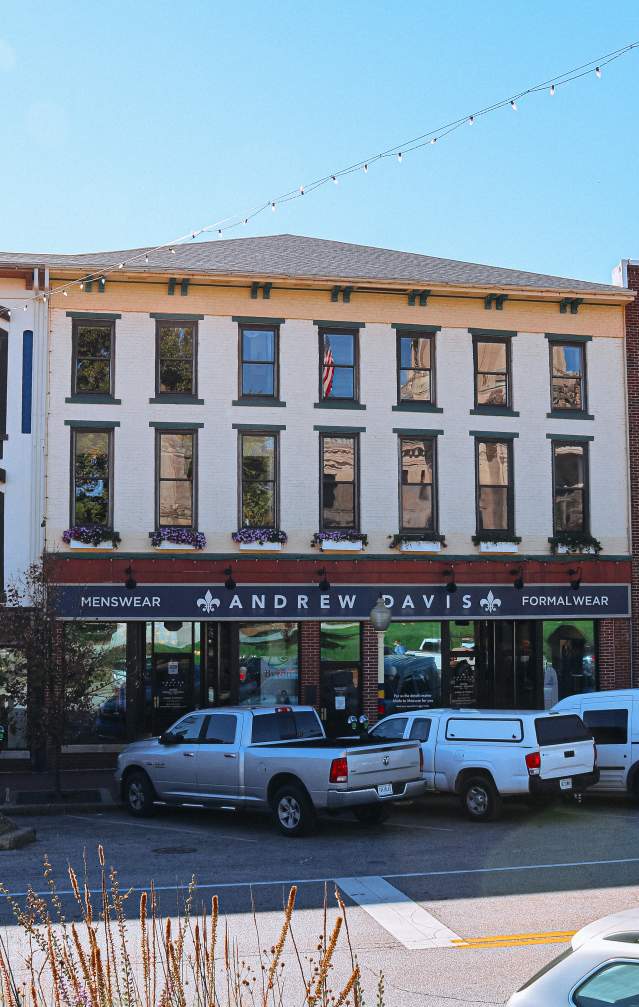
(369, 708, 598, 821)
(553, 689, 639, 797)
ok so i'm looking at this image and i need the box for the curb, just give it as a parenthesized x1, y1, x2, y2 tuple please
(0, 827, 37, 850)
(1, 789, 119, 817)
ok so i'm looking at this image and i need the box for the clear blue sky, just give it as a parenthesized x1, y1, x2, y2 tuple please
(2, 1, 638, 283)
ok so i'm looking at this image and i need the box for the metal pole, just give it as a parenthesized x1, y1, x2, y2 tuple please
(377, 629, 385, 715)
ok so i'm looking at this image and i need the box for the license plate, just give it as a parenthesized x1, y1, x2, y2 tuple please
(559, 777, 572, 791)
(377, 783, 393, 798)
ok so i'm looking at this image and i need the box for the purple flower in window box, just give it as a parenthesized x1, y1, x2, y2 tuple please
(150, 527, 207, 549)
(62, 526, 121, 548)
(231, 528, 288, 545)
(311, 530, 368, 547)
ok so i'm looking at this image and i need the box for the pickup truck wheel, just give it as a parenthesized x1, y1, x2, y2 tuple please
(272, 784, 316, 837)
(460, 776, 502, 822)
(353, 805, 391, 826)
(123, 770, 156, 818)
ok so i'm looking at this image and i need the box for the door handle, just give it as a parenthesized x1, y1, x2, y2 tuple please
(224, 753, 238, 759)
(182, 752, 195, 758)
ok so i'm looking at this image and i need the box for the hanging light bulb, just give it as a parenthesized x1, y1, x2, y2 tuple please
(468, 115, 475, 125)
(549, 83, 556, 96)
(63, 290, 68, 296)
(217, 229, 222, 235)
(430, 137, 437, 144)
(23, 303, 28, 311)
(363, 163, 368, 173)
(79, 282, 84, 290)
(271, 201, 276, 212)
(144, 254, 149, 264)
(169, 247, 175, 254)
(299, 185, 305, 195)
(118, 262, 124, 269)
(331, 175, 338, 184)
(243, 217, 248, 225)
(595, 66, 602, 78)
(397, 151, 403, 162)
(510, 99, 518, 110)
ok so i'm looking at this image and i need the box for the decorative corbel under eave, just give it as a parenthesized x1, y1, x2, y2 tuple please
(330, 285, 353, 303)
(560, 297, 583, 314)
(484, 293, 508, 310)
(250, 282, 273, 300)
(407, 289, 430, 306)
(167, 277, 177, 296)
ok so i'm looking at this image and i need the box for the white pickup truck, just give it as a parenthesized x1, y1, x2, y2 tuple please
(116, 705, 425, 836)
(369, 708, 598, 821)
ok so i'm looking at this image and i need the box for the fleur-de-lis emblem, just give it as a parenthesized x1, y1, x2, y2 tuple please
(197, 589, 220, 614)
(479, 589, 502, 615)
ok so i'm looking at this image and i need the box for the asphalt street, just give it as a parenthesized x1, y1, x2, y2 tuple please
(1, 793, 638, 1006)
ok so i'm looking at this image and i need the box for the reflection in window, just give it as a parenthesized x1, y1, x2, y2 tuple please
(382, 621, 442, 713)
(72, 429, 112, 526)
(238, 623, 298, 706)
(0, 647, 28, 749)
(321, 331, 356, 400)
(320, 622, 361, 662)
(241, 327, 276, 397)
(475, 339, 509, 407)
(158, 431, 194, 526)
(551, 342, 585, 411)
(321, 434, 358, 528)
(574, 962, 639, 1006)
(398, 334, 432, 402)
(400, 437, 435, 531)
(476, 439, 511, 531)
(553, 441, 587, 532)
(241, 433, 276, 527)
(61, 623, 128, 744)
(542, 620, 595, 708)
(157, 323, 195, 395)
(449, 623, 477, 708)
(73, 322, 113, 395)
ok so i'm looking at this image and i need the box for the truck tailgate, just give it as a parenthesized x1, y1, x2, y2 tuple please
(535, 715, 595, 780)
(346, 743, 419, 788)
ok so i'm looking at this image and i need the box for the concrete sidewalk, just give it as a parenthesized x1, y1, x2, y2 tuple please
(0, 768, 118, 815)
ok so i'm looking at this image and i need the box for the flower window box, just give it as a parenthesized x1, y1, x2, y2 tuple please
(390, 533, 446, 553)
(312, 531, 368, 552)
(63, 527, 121, 551)
(232, 529, 287, 552)
(150, 528, 207, 550)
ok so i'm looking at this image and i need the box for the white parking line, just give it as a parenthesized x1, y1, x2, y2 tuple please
(66, 814, 258, 844)
(3, 855, 639, 901)
(386, 822, 454, 833)
(336, 876, 462, 949)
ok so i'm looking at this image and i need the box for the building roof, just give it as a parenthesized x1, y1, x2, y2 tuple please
(0, 234, 627, 294)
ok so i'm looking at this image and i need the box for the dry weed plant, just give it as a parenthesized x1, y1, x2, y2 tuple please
(0, 847, 385, 1007)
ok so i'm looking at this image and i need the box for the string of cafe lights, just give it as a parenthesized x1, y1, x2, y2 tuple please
(37, 39, 639, 304)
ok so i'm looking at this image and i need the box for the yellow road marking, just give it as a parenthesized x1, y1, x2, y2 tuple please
(452, 930, 576, 950)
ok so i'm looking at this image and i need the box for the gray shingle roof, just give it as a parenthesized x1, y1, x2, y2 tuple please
(0, 234, 625, 294)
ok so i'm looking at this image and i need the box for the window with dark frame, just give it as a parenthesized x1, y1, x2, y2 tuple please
(240, 432, 278, 528)
(320, 433, 358, 529)
(320, 330, 357, 401)
(397, 333, 433, 403)
(71, 428, 112, 527)
(156, 321, 196, 396)
(475, 438, 513, 533)
(72, 320, 114, 396)
(552, 440, 588, 533)
(550, 341, 586, 411)
(474, 337, 510, 409)
(240, 326, 277, 398)
(399, 436, 436, 532)
(157, 430, 195, 528)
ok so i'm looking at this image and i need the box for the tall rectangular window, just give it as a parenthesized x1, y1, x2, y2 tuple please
(474, 337, 510, 408)
(240, 432, 277, 527)
(240, 326, 277, 397)
(552, 441, 588, 532)
(71, 428, 112, 527)
(476, 438, 513, 533)
(550, 342, 586, 412)
(72, 320, 114, 396)
(156, 321, 196, 396)
(397, 333, 433, 403)
(321, 434, 358, 529)
(320, 330, 357, 401)
(157, 430, 195, 527)
(399, 437, 435, 532)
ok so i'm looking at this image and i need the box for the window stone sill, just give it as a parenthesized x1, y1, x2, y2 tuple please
(546, 410, 595, 420)
(391, 402, 443, 413)
(232, 398, 287, 407)
(314, 400, 366, 410)
(149, 395, 204, 404)
(470, 407, 519, 417)
(65, 395, 122, 404)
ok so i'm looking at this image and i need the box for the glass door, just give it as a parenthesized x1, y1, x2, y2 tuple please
(150, 622, 197, 735)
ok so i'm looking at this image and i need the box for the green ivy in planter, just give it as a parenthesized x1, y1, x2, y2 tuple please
(548, 532, 602, 555)
(389, 533, 447, 549)
(472, 533, 522, 546)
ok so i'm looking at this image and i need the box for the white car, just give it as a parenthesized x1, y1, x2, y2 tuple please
(553, 690, 639, 798)
(509, 907, 639, 1004)
(368, 708, 598, 821)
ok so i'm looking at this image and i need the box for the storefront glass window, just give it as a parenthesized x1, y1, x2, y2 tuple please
(320, 622, 361, 735)
(238, 622, 298, 706)
(320, 622, 361, 662)
(63, 624, 127, 744)
(0, 648, 28, 750)
(449, 622, 478, 707)
(542, 620, 596, 708)
(382, 622, 442, 714)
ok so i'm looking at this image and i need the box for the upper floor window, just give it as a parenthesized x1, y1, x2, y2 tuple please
(475, 438, 513, 533)
(552, 440, 588, 532)
(71, 428, 112, 527)
(320, 330, 358, 401)
(320, 433, 359, 528)
(156, 430, 195, 527)
(550, 341, 586, 412)
(397, 333, 434, 404)
(474, 337, 511, 409)
(156, 321, 196, 396)
(72, 320, 114, 396)
(240, 432, 277, 527)
(240, 326, 278, 398)
(399, 436, 436, 532)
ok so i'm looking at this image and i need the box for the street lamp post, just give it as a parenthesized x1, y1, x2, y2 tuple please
(369, 595, 392, 718)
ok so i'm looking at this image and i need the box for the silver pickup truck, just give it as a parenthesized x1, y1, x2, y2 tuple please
(115, 705, 425, 836)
